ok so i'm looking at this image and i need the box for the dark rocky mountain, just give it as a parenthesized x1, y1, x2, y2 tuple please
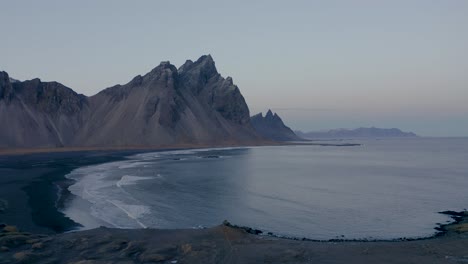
(296, 127, 418, 139)
(0, 72, 89, 148)
(0, 55, 262, 149)
(250, 110, 302, 141)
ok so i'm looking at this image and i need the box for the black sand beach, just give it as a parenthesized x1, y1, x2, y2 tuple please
(0, 150, 155, 234)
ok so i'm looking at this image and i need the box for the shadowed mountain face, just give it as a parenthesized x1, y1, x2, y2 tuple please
(0, 72, 89, 148)
(0, 55, 261, 148)
(250, 110, 301, 141)
(296, 127, 418, 139)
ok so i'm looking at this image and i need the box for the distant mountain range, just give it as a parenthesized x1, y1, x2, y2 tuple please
(0, 55, 265, 149)
(296, 127, 418, 139)
(250, 110, 301, 141)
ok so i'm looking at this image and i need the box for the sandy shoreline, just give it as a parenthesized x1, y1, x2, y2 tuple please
(0, 140, 362, 157)
(0, 150, 164, 234)
(0, 142, 279, 156)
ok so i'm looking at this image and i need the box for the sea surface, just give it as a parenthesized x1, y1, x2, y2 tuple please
(62, 138, 468, 240)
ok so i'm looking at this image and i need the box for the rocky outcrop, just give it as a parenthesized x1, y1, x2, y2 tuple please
(250, 110, 301, 141)
(2, 212, 468, 264)
(0, 55, 261, 149)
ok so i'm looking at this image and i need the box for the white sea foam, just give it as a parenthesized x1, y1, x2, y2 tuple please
(116, 175, 153, 188)
(65, 160, 153, 229)
(133, 146, 245, 160)
(106, 199, 150, 228)
(118, 162, 152, 169)
(64, 146, 247, 230)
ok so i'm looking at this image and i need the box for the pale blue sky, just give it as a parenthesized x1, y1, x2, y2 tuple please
(2, 0, 467, 136)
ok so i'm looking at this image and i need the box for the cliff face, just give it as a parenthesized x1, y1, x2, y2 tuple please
(250, 110, 301, 141)
(0, 55, 260, 149)
(0, 72, 89, 148)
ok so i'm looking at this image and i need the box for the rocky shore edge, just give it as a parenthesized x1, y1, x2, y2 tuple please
(1, 211, 468, 263)
(223, 210, 468, 242)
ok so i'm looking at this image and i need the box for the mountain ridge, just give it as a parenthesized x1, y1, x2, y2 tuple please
(0, 55, 263, 149)
(250, 110, 302, 141)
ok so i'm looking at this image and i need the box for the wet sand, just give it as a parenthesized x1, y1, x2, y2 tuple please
(0, 140, 359, 157)
(1, 212, 468, 263)
(0, 142, 275, 156)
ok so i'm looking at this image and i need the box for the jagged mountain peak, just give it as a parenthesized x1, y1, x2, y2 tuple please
(225, 76, 234, 85)
(0, 71, 9, 80)
(0, 55, 260, 148)
(263, 109, 283, 123)
(265, 109, 274, 118)
(251, 110, 301, 141)
(197, 54, 214, 63)
(182, 55, 218, 79)
(99, 55, 225, 99)
(178, 60, 194, 73)
(0, 71, 13, 100)
(146, 61, 178, 77)
(0, 71, 10, 86)
(252, 112, 263, 118)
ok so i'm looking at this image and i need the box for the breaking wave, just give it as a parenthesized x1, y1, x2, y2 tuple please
(63, 147, 240, 230)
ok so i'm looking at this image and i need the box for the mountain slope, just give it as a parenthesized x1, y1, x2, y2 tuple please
(0, 72, 89, 148)
(0, 55, 261, 149)
(250, 110, 301, 141)
(75, 56, 258, 147)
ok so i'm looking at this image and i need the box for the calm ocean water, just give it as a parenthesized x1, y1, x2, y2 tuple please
(63, 138, 468, 240)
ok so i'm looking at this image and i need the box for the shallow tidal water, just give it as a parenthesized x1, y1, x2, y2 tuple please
(63, 138, 468, 240)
